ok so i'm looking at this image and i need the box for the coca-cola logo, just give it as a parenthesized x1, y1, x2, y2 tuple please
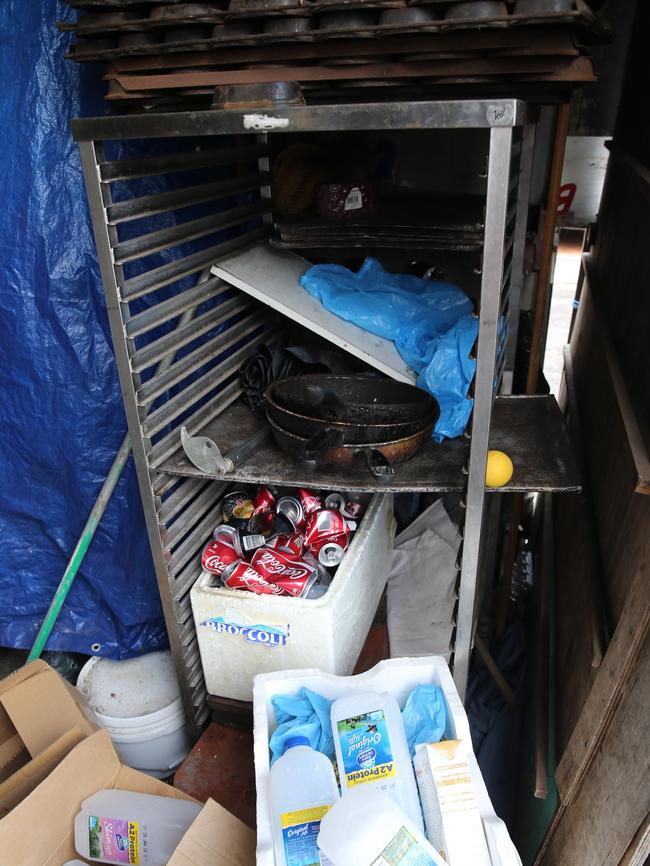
(203, 553, 228, 573)
(239, 566, 284, 594)
(254, 550, 310, 579)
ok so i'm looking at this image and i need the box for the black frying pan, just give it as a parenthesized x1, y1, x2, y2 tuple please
(266, 375, 439, 446)
(268, 416, 436, 481)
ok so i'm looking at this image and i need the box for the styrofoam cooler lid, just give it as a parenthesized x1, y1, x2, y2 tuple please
(77, 651, 181, 719)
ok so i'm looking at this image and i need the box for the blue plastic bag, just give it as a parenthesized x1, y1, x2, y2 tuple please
(300, 258, 476, 440)
(401, 685, 448, 756)
(269, 688, 336, 764)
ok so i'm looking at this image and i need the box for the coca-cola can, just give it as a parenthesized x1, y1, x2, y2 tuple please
(211, 524, 243, 553)
(324, 492, 346, 513)
(222, 560, 284, 595)
(267, 531, 305, 558)
(275, 496, 305, 530)
(298, 488, 324, 517)
(345, 500, 364, 519)
(222, 490, 254, 524)
(304, 508, 350, 567)
(202, 535, 242, 576)
(251, 547, 318, 588)
(239, 532, 268, 554)
(325, 492, 364, 520)
(267, 572, 318, 598)
(252, 484, 278, 517)
(317, 541, 347, 567)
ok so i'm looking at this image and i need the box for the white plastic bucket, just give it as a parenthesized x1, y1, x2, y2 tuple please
(76, 651, 193, 778)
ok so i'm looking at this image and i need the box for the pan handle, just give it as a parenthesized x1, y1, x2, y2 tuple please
(365, 449, 395, 483)
(299, 427, 345, 469)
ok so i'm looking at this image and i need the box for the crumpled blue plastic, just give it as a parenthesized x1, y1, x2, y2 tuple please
(0, 1, 167, 657)
(268, 685, 447, 763)
(401, 685, 448, 755)
(270, 688, 336, 764)
(300, 258, 477, 440)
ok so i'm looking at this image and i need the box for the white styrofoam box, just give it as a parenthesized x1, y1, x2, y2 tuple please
(191, 493, 395, 701)
(252, 657, 522, 866)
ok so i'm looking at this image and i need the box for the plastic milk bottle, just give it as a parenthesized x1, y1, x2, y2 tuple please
(270, 736, 340, 866)
(330, 691, 424, 831)
(318, 787, 446, 866)
(74, 789, 201, 865)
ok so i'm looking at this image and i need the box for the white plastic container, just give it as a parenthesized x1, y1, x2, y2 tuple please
(76, 652, 193, 778)
(191, 493, 395, 701)
(331, 691, 423, 831)
(270, 736, 339, 866)
(318, 787, 446, 866)
(74, 789, 201, 865)
(253, 657, 522, 866)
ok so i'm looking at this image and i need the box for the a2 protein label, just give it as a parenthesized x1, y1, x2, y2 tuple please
(281, 805, 334, 866)
(337, 709, 396, 788)
(89, 815, 140, 864)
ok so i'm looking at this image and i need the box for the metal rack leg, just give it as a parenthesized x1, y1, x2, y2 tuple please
(454, 126, 513, 699)
(503, 122, 536, 395)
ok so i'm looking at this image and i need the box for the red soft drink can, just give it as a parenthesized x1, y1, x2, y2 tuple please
(304, 508, 350, 567)
(239, 532, 268, 554)
(222, 560, 284, 595)
(222, 490, 254, 525)
(267, 531, 305, 558)
(298, 488, 324, 517)
(275, 496, 305, 530)
(266, 572, 318, 598)
(252, 484, 278, 517)
(251, 547, 318, 592)
(324, 492, 346, 513)
(325, 492, 364, 520)
(202, 529, 242, 576)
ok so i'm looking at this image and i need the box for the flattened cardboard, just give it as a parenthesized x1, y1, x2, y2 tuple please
(168, 798, 256, 866)
(0, 730, 255, 866)
(0, 663, 96, 758)
(0, 660, 97, 791)
(0, 727, 85, 817)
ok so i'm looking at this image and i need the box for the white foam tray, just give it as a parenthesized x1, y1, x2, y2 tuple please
(211, 243, 416, 384)
(253, 657, 522, 866)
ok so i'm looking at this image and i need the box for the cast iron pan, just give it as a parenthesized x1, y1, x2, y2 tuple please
(266, 393, 439, 445)
(267, 416, 435, 482)
(266, 375, 438, 428)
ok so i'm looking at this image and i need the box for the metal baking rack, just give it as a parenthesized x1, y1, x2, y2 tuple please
(73, 98, 578, 729)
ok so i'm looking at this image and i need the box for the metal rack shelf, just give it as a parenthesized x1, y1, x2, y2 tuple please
(73, 97, 553, 727)
(159, 395, 580, 494)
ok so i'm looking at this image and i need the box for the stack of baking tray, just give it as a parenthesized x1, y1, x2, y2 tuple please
(273, 197, 486, 251)
(60, 0, 606, 111)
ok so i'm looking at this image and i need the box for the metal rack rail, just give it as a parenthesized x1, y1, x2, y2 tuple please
(73, 98, 559, 727)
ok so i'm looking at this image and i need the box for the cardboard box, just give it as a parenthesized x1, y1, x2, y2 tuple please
(0, 728, 256, 866)
(0, 660, 98, 814)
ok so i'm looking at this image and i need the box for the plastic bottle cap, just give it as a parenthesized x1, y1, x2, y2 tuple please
(284, 735, 310, 751)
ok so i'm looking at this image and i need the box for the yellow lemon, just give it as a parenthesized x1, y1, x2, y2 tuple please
(485, 450, 514, 488)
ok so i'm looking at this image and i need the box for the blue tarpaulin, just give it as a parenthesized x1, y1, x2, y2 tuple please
(0, 2, 168, 656)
